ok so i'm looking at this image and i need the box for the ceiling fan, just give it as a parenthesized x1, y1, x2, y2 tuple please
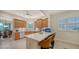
(25, 10, 33, 18)
(25, 10, 47, 19)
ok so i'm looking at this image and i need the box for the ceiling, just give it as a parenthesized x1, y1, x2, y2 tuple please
(1, 10, 67, 19)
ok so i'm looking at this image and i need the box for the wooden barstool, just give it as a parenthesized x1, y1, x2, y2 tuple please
(50, 33, 56, 48)
(8, 31, 12, 38)
(0, 31, 2, 38)
(39, 35, 52, 49)
(3, 31, 8, 38)
(38, 33, 56, 49)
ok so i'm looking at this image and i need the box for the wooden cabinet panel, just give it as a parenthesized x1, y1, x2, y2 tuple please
(15, 32, 20, 40)
(42, 18, 48, 27)
(35, 18, 48, 29)
(14, 19, 26, 28)
(25, 32, 37, 35)
(25, 32, 32, 35)
(35, 19, 43, 29)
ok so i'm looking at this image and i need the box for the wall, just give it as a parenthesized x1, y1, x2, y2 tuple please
(51, 11, 79, 49)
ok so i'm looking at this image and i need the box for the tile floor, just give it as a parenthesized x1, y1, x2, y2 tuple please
(0, 38, 26, 49)
(0, 37, 55, 49)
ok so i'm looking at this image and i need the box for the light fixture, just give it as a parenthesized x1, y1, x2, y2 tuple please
(25, 10, 33, 19)
(25, 10, 39, 19)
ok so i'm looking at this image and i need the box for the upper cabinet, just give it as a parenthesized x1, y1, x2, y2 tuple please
(35, 19, 42, 29)
(42, 18, 48, 27)
(35, 18, 48, 29)
(14, 19, 26, 28)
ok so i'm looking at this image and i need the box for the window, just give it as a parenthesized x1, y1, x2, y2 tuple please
(57, 17, 79, 31)
(0, 23, 4, 31)
(28, 22, 33, 28)
(0, 22, 11, 32)
(0, 17, 11, 32)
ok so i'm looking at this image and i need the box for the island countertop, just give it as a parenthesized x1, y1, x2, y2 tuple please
(24, 32, 52, 42)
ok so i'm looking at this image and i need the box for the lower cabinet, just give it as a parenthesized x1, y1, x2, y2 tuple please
(15, 32, 20, 40)
(25, 32, 37, 35)
(15, 32, 37, 40)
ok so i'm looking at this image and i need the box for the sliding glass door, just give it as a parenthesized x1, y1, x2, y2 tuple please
(0, 22, 4, 32)
(0, 19, 11, 32)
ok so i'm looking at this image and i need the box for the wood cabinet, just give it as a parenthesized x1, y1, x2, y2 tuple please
(14, 19, 26, 28)
(35, 18, 48, 29)
(35, 19, 42, 29)
(25, 32, 37, 35)
(14, 19, 27, 40)
(42, 18, 48, 27)
(15, 32, 20, 40)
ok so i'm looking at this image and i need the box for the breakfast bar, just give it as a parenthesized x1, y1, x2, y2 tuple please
(25, 32, 52, 49)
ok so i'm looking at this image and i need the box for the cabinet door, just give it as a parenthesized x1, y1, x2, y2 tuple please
(42, 19, 48, 27)
(14, 19, 26, 28)
(35, 18, 48, 29)
(35, 19, 43, 29)
(15, 32, 20, 40)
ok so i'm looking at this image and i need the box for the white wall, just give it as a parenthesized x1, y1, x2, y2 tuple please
(51, 11, 79, 49)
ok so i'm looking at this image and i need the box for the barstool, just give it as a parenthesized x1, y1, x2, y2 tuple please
(0, 31, 2, 38)
(3, 31, 8, 38)
(8, 31, 12, 38)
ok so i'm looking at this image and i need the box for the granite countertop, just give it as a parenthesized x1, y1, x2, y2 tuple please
(25, 32, 52, 42)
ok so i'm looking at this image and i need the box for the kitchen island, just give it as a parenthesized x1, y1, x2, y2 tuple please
(25, 32, 52, 49)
